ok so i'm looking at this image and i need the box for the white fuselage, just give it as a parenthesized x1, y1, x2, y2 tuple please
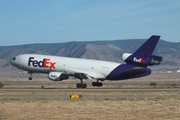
(10, 54, 121, 79)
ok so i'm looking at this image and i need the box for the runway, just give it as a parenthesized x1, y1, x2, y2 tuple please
(0, 88, 180, 91)
(0, 88, 180, 98)
(0, 95, 180, 98)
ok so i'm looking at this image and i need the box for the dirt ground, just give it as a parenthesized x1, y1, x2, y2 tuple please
(0, 97, 180, 120)
(0, 89, 180, 120)
(0, 71, 180, 119)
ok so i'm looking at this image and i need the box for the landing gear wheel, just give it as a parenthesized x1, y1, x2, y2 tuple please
(76, 83, 87, 88)
(29, 77, 32, 80)
(82, 84, 87, 88)
(76, 83, 81, 88)
(92, 82, 103, 87)
(29, 72, 33, 80)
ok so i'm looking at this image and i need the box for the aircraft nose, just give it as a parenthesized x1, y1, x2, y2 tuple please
(10, 57, 16, 65)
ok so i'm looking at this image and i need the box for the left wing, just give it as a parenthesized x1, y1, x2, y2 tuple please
(61, 68, 106, 80)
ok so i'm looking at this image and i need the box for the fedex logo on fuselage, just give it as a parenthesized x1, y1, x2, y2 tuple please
(28, 57, 56, 69)
(133, 57, 145, 63)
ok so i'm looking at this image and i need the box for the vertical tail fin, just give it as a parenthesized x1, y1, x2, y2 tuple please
(133, 35, 160, 56)
(122, 35, 162, 66)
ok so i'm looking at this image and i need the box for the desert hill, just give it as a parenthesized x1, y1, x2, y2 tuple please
(0, 39, 180, 70)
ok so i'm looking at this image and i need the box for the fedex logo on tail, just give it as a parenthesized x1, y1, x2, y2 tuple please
(28, 57, 56, 69)
(133, 57, 145, 63)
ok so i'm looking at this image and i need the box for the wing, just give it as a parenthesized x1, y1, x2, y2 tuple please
(61, 68, 106, 80)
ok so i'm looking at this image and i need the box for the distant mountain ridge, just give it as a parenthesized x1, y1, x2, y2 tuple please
(0, 39, 180, 70)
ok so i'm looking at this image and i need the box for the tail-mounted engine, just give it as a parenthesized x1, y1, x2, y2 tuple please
(48, 72, 69, 81)
(122, 53, 162, 66)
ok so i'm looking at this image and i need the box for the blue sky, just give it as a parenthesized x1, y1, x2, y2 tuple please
(0, 0, 180, 46)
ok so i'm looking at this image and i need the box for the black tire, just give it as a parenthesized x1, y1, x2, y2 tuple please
(98, 82, 103, 87)
(82, 84, 87, 88)
(92, 82, 103, 87)
(76, 83, 81, 88)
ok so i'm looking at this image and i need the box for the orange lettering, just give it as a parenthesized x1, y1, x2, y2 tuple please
(44, 59, 50, 68)
(50, 62, 56, 69)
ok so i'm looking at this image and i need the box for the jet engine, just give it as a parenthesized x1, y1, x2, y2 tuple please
(48, 72, 69, 81)
(122, 53, 162, 66)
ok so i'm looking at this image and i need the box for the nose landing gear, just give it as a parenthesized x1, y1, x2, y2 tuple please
(28, 72, 33, 80)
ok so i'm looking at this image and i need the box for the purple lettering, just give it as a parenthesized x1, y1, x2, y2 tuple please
(28, 57, 34, 66)
(33, 60, 38, 67)
(39, 60, 44, 67)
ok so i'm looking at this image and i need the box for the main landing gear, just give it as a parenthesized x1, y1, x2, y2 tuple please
(76, 83, 87, 88)
(92, 80, 103, 87)
(76, 79, 87, 88)
(76, 79, 103, 88)
(92, 82, 103, 87)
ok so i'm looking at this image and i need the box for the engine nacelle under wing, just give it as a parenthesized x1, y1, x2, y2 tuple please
(122, 53, 162, 66)
(48, 72, 69, 81)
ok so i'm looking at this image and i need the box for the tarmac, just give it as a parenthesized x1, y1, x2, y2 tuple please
(0, 88, 180, 98)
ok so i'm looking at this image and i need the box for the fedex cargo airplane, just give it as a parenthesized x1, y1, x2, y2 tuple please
(10, 35, 162, 88)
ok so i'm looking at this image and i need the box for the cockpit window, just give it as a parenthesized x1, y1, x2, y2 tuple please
(13, 57, 16, 60)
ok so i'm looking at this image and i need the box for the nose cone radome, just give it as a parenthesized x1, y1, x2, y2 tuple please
(10, 56, 21, 68)
(10, 55, 27, 71)
(10, 56, 16, 66)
